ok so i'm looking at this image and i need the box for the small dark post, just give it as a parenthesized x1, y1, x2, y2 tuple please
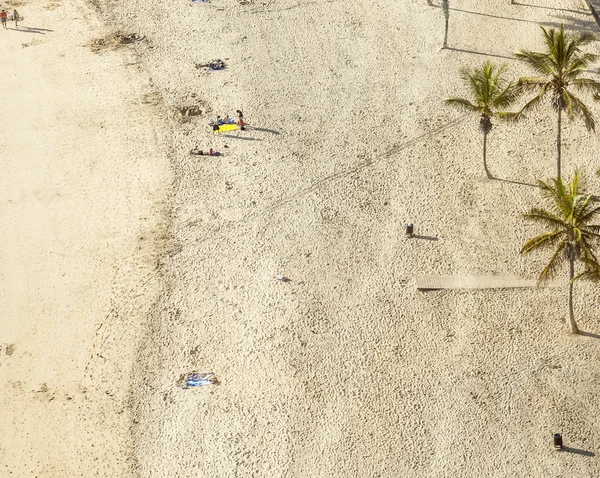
(554, 433, 563, 450)
(406, 223, 414, 236)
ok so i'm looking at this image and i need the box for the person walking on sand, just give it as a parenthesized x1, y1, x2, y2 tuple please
(0, 10, 8, 29)
(11, 10, 19, 28)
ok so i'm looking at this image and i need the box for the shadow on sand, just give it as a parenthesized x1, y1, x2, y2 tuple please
(490, 176, 539, 188)
(219, 134, 262, 141)
(560, 447, 595, 457)
(10, 26, 53, 34)
(578, 330, 600, 339)
(408, 234, 439, 241)
(445, 47, 515, 61)
(248, 126, 282, 135)
(511, 2, 590, 16)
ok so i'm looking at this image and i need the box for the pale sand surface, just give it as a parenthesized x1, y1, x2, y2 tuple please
(103, 0, 600, 477)
(103, 0, 600, 476)
(3, 0, 600, 476)
(0, 0, 172, 475)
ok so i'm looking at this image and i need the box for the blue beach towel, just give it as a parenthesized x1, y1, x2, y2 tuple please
(185, 372, 217, 387)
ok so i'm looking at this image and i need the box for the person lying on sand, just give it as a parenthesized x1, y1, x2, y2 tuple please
(208, 59, 225, 70)
(191, 147, 221, 156)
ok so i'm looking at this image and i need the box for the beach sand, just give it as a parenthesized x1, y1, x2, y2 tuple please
(3, 0, 600, 475)
(0, 0, 172, 475)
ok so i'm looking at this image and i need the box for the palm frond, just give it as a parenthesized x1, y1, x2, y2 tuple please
(538, 177, 570, 217)
(521, 230, 564, 254)
(445, 97, 481, 113)
(515, 49, 555, 76)
(538, 240, 567, 282)
(568, 91, 596, 131)
(523, 208, 569, 229)
(569, 169, 581, 196)
(492, 84, 520, 109)
(571, 77, 600, 95)
(447, 62, 518, 124)
(578, 205, 600, 223)
(513, 88, 548, 120)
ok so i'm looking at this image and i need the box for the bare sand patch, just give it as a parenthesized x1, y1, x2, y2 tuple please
(0, 0, 172, 475)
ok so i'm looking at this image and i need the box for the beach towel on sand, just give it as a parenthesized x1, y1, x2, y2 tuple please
(214, 124, 238, 134)
(185, 372, 217, 387)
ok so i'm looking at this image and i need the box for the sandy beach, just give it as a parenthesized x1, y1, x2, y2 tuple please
(0, 0, 172, 474)
(3, 0, 600, 475)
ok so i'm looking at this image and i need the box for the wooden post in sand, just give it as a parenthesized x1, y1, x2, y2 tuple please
(553, 433, 563, 450)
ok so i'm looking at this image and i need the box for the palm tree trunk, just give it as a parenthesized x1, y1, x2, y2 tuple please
(483, 130, 491, 178)
(568, 249, 578, 334)
(443, 17, 449, 49)
(557, 108, 562, 179)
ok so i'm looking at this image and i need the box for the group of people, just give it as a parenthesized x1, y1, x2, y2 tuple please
(0, 9, 19, 29)
(193, 110, 246, 156)
(211, 110, 246, 130)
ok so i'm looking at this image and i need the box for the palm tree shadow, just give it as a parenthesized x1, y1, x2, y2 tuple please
(511, 3, 590, 15)
(449, 7, 548, 25)
(550, 14, 600, 34)
(449, 7, 595, 33)
(577, 330, 600, 339)
(445, 47, 515, 61)
(490, 176, 538, 188)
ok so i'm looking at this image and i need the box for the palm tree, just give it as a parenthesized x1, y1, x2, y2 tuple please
(521, 171, 600, 333)
(515, 24, 600, 179)
(446, 61, 518, 178)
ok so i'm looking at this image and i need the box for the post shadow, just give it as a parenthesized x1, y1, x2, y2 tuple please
(561, 447, 595, 457)
(408, 234, 439, 241)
